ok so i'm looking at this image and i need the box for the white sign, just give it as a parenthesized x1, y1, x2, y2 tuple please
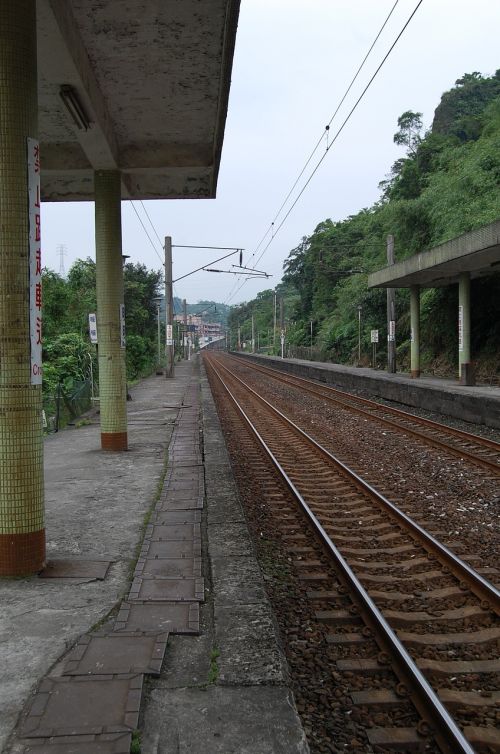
(166, 324, 173, 346)
(387, 320, 396, 342)
(458, 305, 464, 351)
(120, 304, 126, 347)
(88, 313, 98, 343)
(370, 329, 379, 344)
(27, 137, 42, 384)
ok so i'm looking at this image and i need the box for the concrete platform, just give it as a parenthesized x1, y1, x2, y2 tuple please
(234, 353, 500, 430)
(1, 358, 308, 754)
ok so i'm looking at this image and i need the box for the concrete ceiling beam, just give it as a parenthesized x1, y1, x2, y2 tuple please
(38, 0, 120, 170)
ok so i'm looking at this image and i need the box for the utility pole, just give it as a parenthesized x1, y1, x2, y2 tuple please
(357, 305, 362, 364)
(164, 236, 174, 378)
(310, 320, 313, 359)
(183, 298, 188, 359)
(237, 325, 241, 350)
(251, 314, 255, 352)
(279, 296, 285, 359)
(386, 235, 396, 373)
(273, 292, 277, 352)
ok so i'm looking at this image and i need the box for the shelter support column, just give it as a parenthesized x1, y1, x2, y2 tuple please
(410, 285, 420, 378)
(458, 272, 473, 384)
(0, 1, 45, 575)
(95, 170, 128, 450)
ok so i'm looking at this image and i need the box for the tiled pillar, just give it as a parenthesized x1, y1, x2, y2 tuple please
(458, 272, 471, 381)
(410, 285, 420, 378)
(95, 170, 128, 451)
(0, 1, 46, 575)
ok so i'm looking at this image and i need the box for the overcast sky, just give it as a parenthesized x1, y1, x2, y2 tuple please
(42, 0, 500, 308)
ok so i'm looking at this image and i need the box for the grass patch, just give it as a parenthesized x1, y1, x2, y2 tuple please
(130, 729, 141, 753)
(74, 418, 93, 428)
(207, 647, 220, 684)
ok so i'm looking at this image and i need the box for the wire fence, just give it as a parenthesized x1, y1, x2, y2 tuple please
(43, 379, 96, 433)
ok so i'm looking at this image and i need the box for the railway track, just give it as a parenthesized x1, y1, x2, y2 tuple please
(205, 352, 500, 754)
(228, 354, 500, 476)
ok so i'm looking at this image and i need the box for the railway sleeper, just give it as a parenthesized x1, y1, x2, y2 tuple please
(382, 605, 490, 626)
(416, 657, 500, 675)
(396, 625, 500, 646)
(366, 726, 429, 750)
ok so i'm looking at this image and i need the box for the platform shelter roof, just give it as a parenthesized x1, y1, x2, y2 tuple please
(37, 0, 240, 201)
(368, 220, 500, 288)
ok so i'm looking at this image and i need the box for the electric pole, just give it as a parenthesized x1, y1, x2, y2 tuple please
(251, 314, 255, 352)
(183, 298, 188, 359)
(273, 292, 277, 352)
(164, 236, 174, 378)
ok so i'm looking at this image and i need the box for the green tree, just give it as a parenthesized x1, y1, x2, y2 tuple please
(393, 110, 423, 156)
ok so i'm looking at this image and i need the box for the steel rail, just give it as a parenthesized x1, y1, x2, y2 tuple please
(210, 355, 500, 610)
(229, 354, 500, 472)
(206, 356, 477, 754)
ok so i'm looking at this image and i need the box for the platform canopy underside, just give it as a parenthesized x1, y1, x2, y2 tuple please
(368, 220, 500, 288)
(37, 0, 239, 201)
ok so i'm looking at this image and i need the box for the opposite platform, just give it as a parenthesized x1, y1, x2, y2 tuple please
(234, 352, 500, 429)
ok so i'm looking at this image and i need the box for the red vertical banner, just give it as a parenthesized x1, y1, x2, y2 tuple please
(27, 137, 42, 384)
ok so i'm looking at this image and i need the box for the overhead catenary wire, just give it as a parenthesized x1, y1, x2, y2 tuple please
(225, 0, 423, 306)
(139, 199, 164, 249)
(130, 201, 164, 266)
(225, 0, 400, 304)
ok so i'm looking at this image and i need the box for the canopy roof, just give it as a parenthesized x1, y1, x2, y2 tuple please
(38, 0, 240, 201)
(368, 220, 500, 288)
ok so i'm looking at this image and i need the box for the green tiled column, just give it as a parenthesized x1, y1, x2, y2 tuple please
(95, 170, 128, 450)
(410, 285, 420, 378)
(0, 1, 45, 575)
(458, 271, 471, 380)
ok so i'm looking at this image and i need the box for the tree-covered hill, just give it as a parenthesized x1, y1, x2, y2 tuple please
(229, 71, 500, 380)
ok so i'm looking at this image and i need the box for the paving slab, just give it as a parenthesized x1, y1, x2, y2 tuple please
(129, 576, 204, 602)
(62, 632, 168, 677)
(165, 468, 204, 481)
(151, 509, 201, 524)
(141, 539, 202, 559)
(167, 456, 202, 467)
(156, 493, 204, 510)
(205, 492, 247, 524)
(214, 603, 287, 686)
(141, 686, 309, 754)
(113, 601, 200, 634)
(18, 675, 142, 738)
(208, 520, 257, 558)
(134, 556, 202, 578)
(19, 731, 132, 753)
(211, 555, 268, 606)
(146, 523, 201, 541)
(39, 560, 112, 580)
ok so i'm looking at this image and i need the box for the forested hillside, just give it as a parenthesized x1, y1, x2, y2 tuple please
(42, 259, 162, 393)
(229, 71, 500, 379)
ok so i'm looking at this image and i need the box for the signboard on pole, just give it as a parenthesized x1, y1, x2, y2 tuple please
(27, 137, 42, 384)
(120, 304, 126, 347)
(388, 320, 396, 342)
(166, 324, 173, 346)
(370, 329, 379, 344)
(88, 313, 98, 343)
